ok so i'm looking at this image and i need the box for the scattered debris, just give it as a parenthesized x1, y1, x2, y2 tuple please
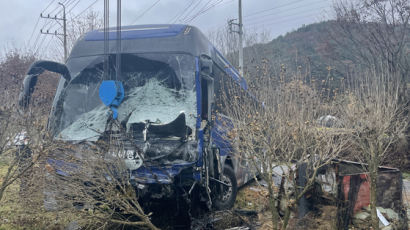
(233, 209, 258, 217)
(225, 227, 249, 230)
(248, 186, 261, 192)
(377, 208, 390, 226)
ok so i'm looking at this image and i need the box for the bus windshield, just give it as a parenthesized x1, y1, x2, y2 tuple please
(49, 53, 196, 141)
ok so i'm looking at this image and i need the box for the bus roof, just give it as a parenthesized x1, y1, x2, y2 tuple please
(69, 24, 210, 59)
(84, 24, 187, 41)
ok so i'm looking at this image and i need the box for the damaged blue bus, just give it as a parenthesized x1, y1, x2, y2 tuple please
(19, 24, 254, 216)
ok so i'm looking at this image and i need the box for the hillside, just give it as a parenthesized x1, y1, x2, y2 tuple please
(242, 21, 410, 170)
(244, 21, 343, 80)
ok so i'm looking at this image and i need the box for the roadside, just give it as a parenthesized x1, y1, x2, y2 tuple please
(2, 159, 410, 230)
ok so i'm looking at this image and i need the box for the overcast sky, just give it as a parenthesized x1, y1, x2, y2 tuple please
(0, 0, 333, 54)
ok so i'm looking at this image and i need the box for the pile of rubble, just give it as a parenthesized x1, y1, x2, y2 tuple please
(353, 206, 400, 230)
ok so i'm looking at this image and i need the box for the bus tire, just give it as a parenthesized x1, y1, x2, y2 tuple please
(214, 165, 237, 210)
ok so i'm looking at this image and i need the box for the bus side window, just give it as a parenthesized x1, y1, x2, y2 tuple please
(201, 78, 209, 120)
(213, 65, 228, 115)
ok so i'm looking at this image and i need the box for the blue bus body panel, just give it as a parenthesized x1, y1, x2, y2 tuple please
(131, 163, 195, 184)
(85, 24, 186, 41)
(47, 158, 78, 177)
(211, 114, 233, 156)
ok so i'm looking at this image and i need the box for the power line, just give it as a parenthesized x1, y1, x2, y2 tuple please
(34, 0, 81, 57)
(32, 29, 43, 51)
(170, 0, 197, 23)
(246, 5, 330, 28)
(178, 0, 203, 23)
(38, 0, 71, 34)
(42, 0, 56, 13)
(245, 5, 330, 26)
(35, 34, 49, 55)
(184, 0, 225, 23)
(47, 0, 72, 18)
(32, 17, 52, 50)
(244, 0, 329, 19)
(73, 0, 101, 20)
(28, 19, 41, 48)
(182, 0, 213, 22)
(194, 0, 213, 15)
(131, 0, 161, 24)
(40, 0, 79, 35)
(219, 0, 234, 6)
(245, 0, 330, 24)
(67, 0, 81, 14)
(40, 2, 68, 60)
(246, 10, 327, 29)
(27, 0, 57, 49)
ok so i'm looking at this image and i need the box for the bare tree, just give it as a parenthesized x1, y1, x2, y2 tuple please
(40, 122, 158, 229)
(220, 63, 348, 229)
(0, 49, 36, 105)
(340, 64, 409, 230)
(331, 0, 410, 102)
(67, 11, 103, 53)
(207, 25, 240, 66)
(0, 49, 56, 202)
(48, 10, 103, 62)
(207, 25, 272, 77)
(0, 106, 51, 202)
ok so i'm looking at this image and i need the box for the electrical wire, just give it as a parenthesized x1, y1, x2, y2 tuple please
(245, 5, 330, 26)
(183, 0, 213, 22)
(130, 0, 161, 24)
(169, 0, 197, 24)
(244, 0, 329, 19)
(28, 0, 58, 48)
(38, 1, 70, 34)
(35, 0, 80, 53)
(67, 0, 81, 14)
(72, 0, 101, 20)
(184, 0, 225, 23)
(42, 0, 56, 13)
(245, 0, 331, 24)
(246, 10, 327, 29)
(177, 0, 203, 23)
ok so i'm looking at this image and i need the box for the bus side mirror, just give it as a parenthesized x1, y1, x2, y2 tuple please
(19, 60, 71, 109)
(200, 54, 213, 75)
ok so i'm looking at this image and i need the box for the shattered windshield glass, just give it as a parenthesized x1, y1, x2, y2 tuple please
(50, 53, 196, 141)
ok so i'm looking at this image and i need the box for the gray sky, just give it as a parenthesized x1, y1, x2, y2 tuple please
(0, 0, 333, 54)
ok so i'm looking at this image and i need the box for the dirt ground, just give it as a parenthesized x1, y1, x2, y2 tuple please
(224, 181, 338, 230)
(230, 178, 410, 230)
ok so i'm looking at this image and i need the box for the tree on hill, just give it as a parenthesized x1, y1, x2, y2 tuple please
(331, 0, 410, 102)
(330, 1, 410, 229)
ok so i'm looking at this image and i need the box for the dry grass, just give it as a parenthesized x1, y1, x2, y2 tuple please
(0, 158, 79, 229)
(234, 183, 269, 212)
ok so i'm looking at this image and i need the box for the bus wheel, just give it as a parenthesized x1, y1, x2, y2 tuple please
(214, 166, 237, 210)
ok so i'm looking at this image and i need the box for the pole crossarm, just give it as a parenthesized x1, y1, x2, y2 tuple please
(40, 1, 67, 61)
(40, 30, 65, 36)
(40, 14, 65, 21)
(227, 0, 244, 76)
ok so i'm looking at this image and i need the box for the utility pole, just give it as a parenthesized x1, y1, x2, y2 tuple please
(238, 0, 243, 77)
(40, 2, 67, 61)
(228, 0, 244, 76)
